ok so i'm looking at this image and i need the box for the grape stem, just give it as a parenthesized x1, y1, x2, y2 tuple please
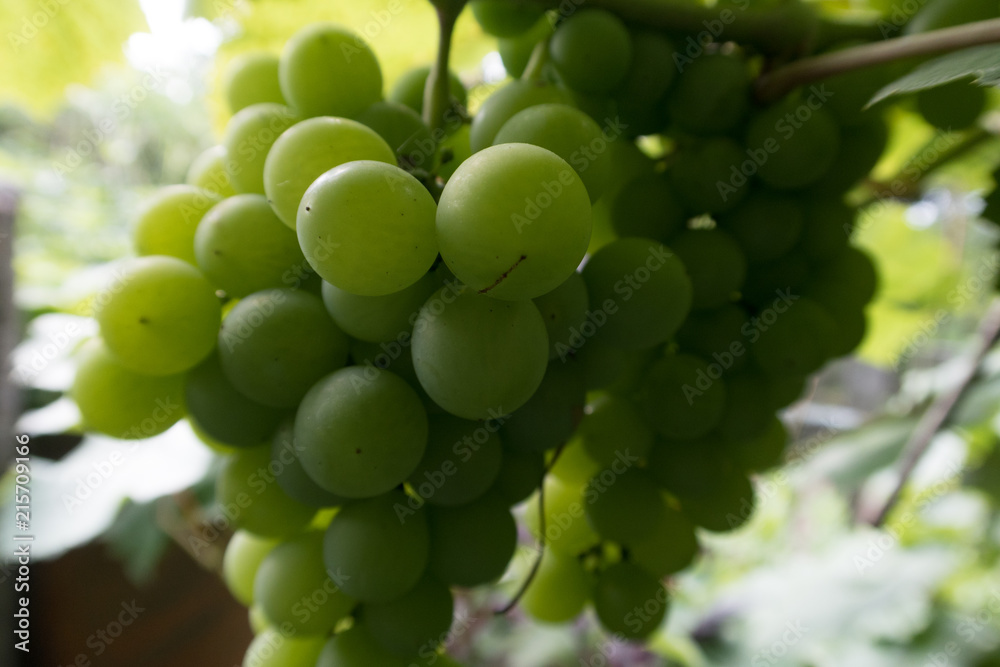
(423, 3, 464, 133)
(521, 37, 550, 82)
(495, 437, 570, 615)
(863, 296, 1000, 528)
(756, 17, 1000, 102)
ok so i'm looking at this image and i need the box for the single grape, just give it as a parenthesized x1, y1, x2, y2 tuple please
(491, 444, 545, 505)
(271, 419, 347, 508)
(521, 549, 590, 624)
(722, 414, 788, 472)
(218, 288, 350, 408)
(363, 576, 454, 657)
(323, 490, 429, 603)
(194, 194, 306, 297)
(186, 145, 237, 198)
(223, 52, 286, 114)
(356, 101, 436, 168)
(585, 469, 665, 544)
(802, 246, 878, 308)
(321, 272, 437, 343)
(263, 116, 396, 229)
(750, 297, 837, 376)
(132, 185, 221, 265)
(745, 98, 840, 190)
(497, 17, 554, 78)
(672, 229, 747, 309)
(524, 476, 600, 556)
(389, 65, 467, 115)
(610, 173, 687, 242)
(532, 272, 590, 360)
(469, 79, 569, 153)
(917, 79, 986, 131)
(436, 143, 592, 300)
(317, 625, 413, 667)
(254, 531, 356, 635)
(411, 289, 549, 420)
(298, 161, 438, 296)
(222, 103, 298, 194)
(768, 374, 807, 408)
(223, 530, 277, 606)
(668, 53, 749, 135)
(627, 504, 699, 577)
(494, 103, 612, 202)
(407, 413, 503, 507)
(279, 23, 382, 119)
(578, 395, 654, 466)
(810, 115, 888, 195)
(216, 445, 316, 538)
(675, 304, 750, 372)
(499, 358, 586, 453)
(669, 138, 750, 213)
(471, 0, 546, 36)
(295, 366, 428, 498)
(638, 353, 728, 440)
(797, 196, 853, 262)
(438, 124, 472, 181)
(580, 237, 692, 349)
(243, 628, 325, 667)
(616, 31, 677, 106)
(719, 189, 804, 263)
(71, 339, 184, 439)
(184, 352, 285, 448)
(594, 562, 668, 639)
(550, 9, 632, 95)
(427, 492, 517, 587)
(96, 256, 220, 376)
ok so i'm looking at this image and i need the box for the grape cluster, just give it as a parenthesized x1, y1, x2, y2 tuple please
(69, 4, 884, 665)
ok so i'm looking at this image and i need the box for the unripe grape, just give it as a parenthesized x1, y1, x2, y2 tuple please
(593, 563, 668, 639)
(470, 0, 546, 37)
(132, 185, 221, 265)
(668, 53, 750, 135)
(746, 98, 840, 190)
(389, 65, 467, 115)
(223, 52, 285, 114)
(550, 9, 632, 95)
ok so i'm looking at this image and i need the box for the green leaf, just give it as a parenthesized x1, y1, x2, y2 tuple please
(0, 0, 148, 115)
(869, 44, 1000, 107)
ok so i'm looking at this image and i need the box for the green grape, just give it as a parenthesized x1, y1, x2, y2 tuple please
(574, 334, 659, 392)
(295, 366, 428, 498)
(279, 23, 382, 119)
(917, 79, 986, 131)
(222, 103, 299, 194)
(616, 32, 677, 106)
(470, 0, 546, 36)
(321, 272, 437, 343)
(672, 229, 747, 309)
(638, 353, 727, 440)
(627, 504, 699, 577)
(722, 414, 788, 472)
(797, 197, 852, 262)
(768, 374, 807, 408)
(669, 138, 750, 214)
(323, 490, 429, 603)
(97, 256, 220, 376)
(610, 173, 687, 242)
(525, 476, 600, 556)
(494, 103, 612, 202)
(682, 470, 755, 532)
(716, 372, 774, 441)
(263, 116, 396, 229)
(811, 115, 888, 194)
(751, 297, 837, 376)
(521, 549, 590, 624)
(550, 9, 632, 95)
(745, 99, 840, 190)
(299, 161, 438, 296)
(438, 124, 472, 181)
(499, 358, 586, 453)
(492, 444, 544, 505)
(675, 304, 750, 372)
(271, 419, 347, 508)
(408, 414, 503, 507)
(132, 185, 221, 265)
(186, 145, 237, 198)
(548, 435, 600, 485)
(579, 395, 654, 467)
(719, 190, 804, 263)
(668, 53, 749, 135)
(411, 289, 549, 420)
(71, 339, 184, 439)
(317, 625, 412, 667)
(184, 352, 285, 448)
(363, 576, 454, 657)
(580, 237, 692, 349)
(223, 530, 277, 606)
(532, 271, 590, 360)
(218, 289, 350, 408)
(194, 194, 305, 297)
(254, 531, 356, 635)
(216, 445, 316, 538)
(585, 470, 664, 544)
(802, 246, 878, 309)
(436, 143, 592, 300)
(427, 492, 517, 587)
(497, 17, 554, 78)
(223, 52, 286, 114)
(242, 628, 325, 667)
(389, 65, 467, 115)
(356, 101, 436, 168)
(593, 562, 667, 640)
(469, 79, 569, 152)
(740, 253, 809, 307)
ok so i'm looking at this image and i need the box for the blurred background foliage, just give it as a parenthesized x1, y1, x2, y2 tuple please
(3, 0, 1000, 666)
